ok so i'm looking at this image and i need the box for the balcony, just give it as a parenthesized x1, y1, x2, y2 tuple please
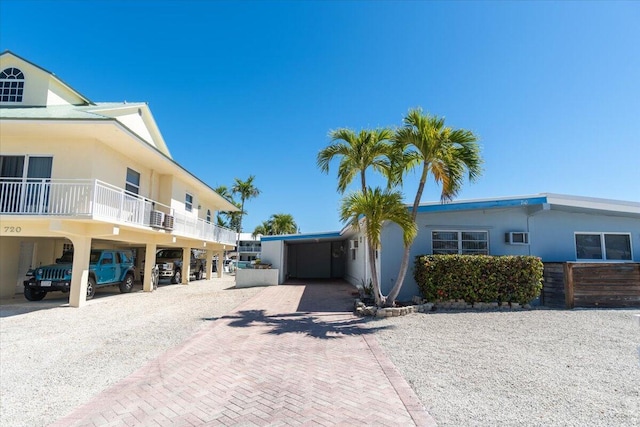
(238, 244, 262, 253)
(0, 178, 236, 246)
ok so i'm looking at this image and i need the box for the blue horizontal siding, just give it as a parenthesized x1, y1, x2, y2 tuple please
(261, 231, 342, 242)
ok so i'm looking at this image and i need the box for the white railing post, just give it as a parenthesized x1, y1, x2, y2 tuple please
(91, 179, 98, 217)
(38, 179, 46, 214)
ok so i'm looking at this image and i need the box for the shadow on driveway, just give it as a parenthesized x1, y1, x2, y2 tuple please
(219, 309, 391, 339)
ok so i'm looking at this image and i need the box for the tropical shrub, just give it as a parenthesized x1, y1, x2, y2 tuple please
(414, 255, 543, 305)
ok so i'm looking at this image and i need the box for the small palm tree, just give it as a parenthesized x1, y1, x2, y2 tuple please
(231, 175, 260, 233)
(387, 108, 482, 303)
(317, 128, 394, 193)
(252, 221, 270, 238)
(270, 213, 298, 235)
(341, 187, 416, 307)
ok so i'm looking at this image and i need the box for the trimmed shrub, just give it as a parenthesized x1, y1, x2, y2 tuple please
(414, 255, 543, 305)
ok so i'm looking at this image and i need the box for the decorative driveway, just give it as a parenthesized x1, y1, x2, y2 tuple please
(51, 281, 436, 426)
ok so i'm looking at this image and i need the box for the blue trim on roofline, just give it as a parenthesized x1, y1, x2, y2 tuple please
(261, 231, 342, 242)
(414, 196, 548, 213)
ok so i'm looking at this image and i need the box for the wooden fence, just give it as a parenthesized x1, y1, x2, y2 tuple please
(543, 263, 640, 308)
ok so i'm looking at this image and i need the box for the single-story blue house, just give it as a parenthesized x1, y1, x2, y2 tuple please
(260, 193, 640, 302)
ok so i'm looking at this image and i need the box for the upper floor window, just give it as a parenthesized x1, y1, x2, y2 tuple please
(0, 67, 25, 103)
(432, 230, 489, 255)
(206, 209, 212, 222)
(185, 193, 193, 212)
(1, 155, 53, 213)
(575, 233, 632, 261)
(125, 168, 140, 195)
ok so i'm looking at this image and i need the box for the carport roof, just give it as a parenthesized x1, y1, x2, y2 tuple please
(261, 231, 344, 243)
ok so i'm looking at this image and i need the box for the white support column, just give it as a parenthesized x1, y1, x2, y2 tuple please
(205, 250, 214, 280)
(143, 243, 157, 292)
(68, 236, 91, 308)
(181, 246, 190, 284)
(217, 251, 224, 278)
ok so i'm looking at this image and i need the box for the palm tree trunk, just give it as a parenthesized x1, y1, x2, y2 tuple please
(386, 165, 428, 305)
(367, 238, 384, 306)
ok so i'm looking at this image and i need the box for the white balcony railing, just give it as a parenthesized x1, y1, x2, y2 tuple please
(0, 178, 236, 246)
(238, 245, 262, 252)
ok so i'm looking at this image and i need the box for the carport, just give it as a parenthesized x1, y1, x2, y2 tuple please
(0, 222, 229, 307)
(260, 230, 362, 285)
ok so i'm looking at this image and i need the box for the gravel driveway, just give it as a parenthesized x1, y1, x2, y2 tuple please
(368, 308, 640, 427)
(0, 277, 262, 427)
(1, 280, 639, 427)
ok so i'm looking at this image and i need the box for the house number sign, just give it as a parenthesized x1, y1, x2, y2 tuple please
(3, 226, 22, 233)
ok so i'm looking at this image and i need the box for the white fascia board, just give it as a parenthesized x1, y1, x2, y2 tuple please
(544, 193, 640, 215)
(87, 104, 171, 157)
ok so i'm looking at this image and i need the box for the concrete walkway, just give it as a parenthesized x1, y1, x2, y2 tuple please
(51, 281, 436, 426)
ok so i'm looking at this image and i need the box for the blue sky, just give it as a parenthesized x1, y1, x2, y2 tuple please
(2, 1, 639, 233)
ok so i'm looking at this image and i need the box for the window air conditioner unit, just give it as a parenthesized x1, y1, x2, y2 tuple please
(349, 240, 359, 250)
(163, 215, 175, 230)
(505, 232, 529, 245)
(149, 210, 164, 228)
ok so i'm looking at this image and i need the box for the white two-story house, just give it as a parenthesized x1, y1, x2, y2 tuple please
(0, 51, 237, 306)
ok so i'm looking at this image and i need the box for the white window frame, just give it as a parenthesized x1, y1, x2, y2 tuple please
(125, 168, 140, 195)
(1, 155, 53, 213)
(0, 67, 25, 104)
(185, 193, 193, 212)
(432, 230, 489, 255)
(506, 231, 530, 245)
(0, 155, 53, 180)
(575, 232, 633, 262)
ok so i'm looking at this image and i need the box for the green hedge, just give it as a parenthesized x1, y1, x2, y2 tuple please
(414, 255, 544, 305)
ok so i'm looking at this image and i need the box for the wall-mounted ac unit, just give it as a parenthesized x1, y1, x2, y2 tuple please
(349, 239, 359, 250)
(505, 232, 529, 245)
(149, 210, 164, 228)
(163, 215, 175, 230)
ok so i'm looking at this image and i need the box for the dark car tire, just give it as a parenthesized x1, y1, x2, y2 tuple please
(119, 273, 135, 293)
(172, 269, 182, 284)
(86, 277, 96, 300)
(24, 287, 47, 301)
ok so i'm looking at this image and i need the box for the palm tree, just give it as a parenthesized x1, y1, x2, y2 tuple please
(227, 200, 243, 232)
(387, 108, 482, 303)
(252, 214, 298, 237)
(214, 185, 232, 202)
(252, 221, 270, 238)
(231, 175, 260, 233)
(213, 185, 234, 228)
(341, 187, 416, 306)
(317, 128, 394, 193)
(270, 213, 298, 235)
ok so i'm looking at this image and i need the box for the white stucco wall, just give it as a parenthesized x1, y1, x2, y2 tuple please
(235, 269, 279, 288)
(114, 111, 155, 146)
(0, 54, 85, 107)
(1, 137, 158, 200)
(260, 240, 285, 283)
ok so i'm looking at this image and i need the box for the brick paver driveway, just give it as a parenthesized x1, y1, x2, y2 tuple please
(52, 281, 435, 426)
